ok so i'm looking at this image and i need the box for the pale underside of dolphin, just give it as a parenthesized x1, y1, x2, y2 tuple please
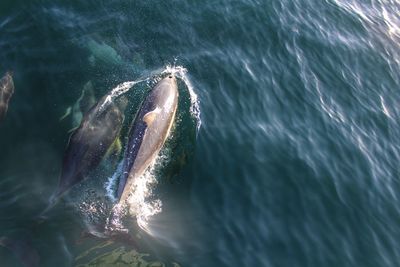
(116, 75, 178, 205)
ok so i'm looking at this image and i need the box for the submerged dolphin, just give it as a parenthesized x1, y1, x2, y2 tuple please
(0, 236, 40, 267)
(59, 81, 96, 130)
(0, 71, 14, 122)
(55, 94, 127, 198)
(116, 75, 178, 205)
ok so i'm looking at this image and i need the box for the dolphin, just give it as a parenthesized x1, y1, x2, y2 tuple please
(0, 71, 14, 122)
(87, 39, 123, 67)
(54, 94, 127, 199)
(116, 75, 178, 205)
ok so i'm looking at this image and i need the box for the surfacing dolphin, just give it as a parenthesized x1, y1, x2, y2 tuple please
(54, 94, 127, 199)
(116, 75, 178, 205)
(0, 71, 14, 123)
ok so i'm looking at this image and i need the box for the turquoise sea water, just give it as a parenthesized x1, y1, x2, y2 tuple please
(1, 0, 400, 266)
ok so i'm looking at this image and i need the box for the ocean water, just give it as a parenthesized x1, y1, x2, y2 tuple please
(1, 0, 400, 266)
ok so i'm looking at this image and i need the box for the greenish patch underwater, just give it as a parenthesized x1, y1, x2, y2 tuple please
(75, 242, 180, 267)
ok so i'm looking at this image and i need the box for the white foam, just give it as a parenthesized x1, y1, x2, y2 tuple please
(105, 204, 128, 234)
(98, 66, 202, 134)
(126, 155, 164, 235)
(104, 161, 124, 202)
(99, 79, 148, 112)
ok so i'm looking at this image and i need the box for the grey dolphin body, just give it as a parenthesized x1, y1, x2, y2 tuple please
(117, 75, 178, 205)
(0, 71, 14, 122)
(55, 95, 127, 198)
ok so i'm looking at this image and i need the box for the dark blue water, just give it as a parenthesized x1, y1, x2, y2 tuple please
(1, 0, 400, 266)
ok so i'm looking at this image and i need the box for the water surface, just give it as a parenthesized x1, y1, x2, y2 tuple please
(1, 0, 400, 266)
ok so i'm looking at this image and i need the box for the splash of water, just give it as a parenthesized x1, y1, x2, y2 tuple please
(105, 161, 124, 202)
(99, 79, 148, 112)
(105, 204, 128, 234)
(126, 156, 163, 234)
(103, 160, 162, 234)
(102, 151, 171, 235)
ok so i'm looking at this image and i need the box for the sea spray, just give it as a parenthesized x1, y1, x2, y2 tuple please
(99, 79, 148, 112)
(105, 161, 124, 203)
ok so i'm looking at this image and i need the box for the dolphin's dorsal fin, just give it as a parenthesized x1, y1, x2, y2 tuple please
(143, 109, 159, 125)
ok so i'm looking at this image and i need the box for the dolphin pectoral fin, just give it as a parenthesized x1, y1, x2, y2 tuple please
(59, 107, 72, 121)
(143, 109, 159, 126)
(105, 137, 122, 159)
